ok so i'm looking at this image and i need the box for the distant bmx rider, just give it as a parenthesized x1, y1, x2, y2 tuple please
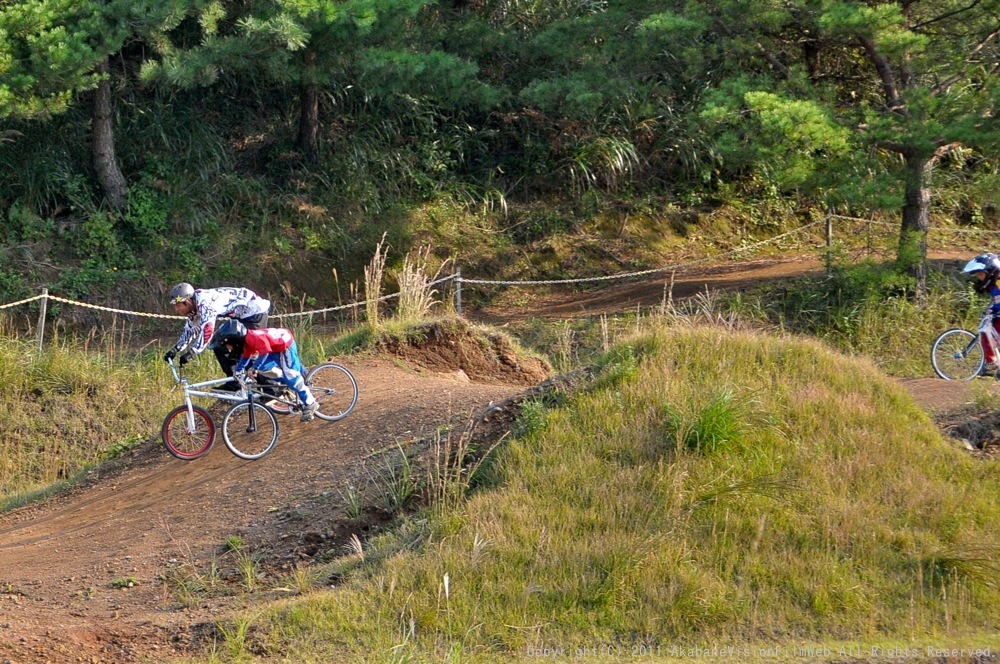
(961, 253, 1000, 372)
(163, 282, 271, 386)
(208, 319, 318, 422)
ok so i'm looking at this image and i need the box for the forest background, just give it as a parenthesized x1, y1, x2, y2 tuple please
(0, 0, 997, 315)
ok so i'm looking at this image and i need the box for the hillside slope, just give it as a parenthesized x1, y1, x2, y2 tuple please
(242, 326, 1000, 661)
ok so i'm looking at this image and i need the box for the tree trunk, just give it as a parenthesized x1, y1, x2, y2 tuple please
(92, 58, 127, 210)
(297, 51, 319, 163)
(803, 38, 821, 84)
(898, 149, 932, 297)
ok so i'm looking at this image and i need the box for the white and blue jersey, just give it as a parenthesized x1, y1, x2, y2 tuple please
(172, 287, 271, 355)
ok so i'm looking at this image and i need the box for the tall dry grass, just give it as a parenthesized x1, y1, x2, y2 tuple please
(363, 233, 388, 333)
(394, 245, 447, 324)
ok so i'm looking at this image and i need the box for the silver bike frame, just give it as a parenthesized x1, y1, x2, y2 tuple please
(168, 358, 248, 433)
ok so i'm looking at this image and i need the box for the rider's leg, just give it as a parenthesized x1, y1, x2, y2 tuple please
(985, 319, 1000, 367)
(277, 342, 316, 407)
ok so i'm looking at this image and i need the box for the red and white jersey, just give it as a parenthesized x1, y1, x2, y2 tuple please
(173, 287, 270, 354)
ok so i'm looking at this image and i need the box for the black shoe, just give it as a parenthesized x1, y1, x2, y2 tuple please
(216, 380, 240, 392)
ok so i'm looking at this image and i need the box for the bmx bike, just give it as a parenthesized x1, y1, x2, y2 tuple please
(931, 311, 1000, 381)
(160, 357, 358, 461)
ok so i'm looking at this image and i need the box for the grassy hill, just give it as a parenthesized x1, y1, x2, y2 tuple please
(221, 323, 1000, 661)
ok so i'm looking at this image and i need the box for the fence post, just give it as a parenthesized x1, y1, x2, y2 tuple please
(867, 215, 873, 259)
(825, 213, 833, 275)
(454, 268, 463, 317)
(36, 288, 48, 352)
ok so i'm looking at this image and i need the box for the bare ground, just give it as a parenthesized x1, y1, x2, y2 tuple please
(0, 253, 992, 662)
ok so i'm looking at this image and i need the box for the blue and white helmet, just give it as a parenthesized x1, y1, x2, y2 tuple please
(962, 253, 1000, 292)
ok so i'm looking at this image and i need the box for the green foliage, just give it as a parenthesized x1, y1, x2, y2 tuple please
(512, 399, 548, 439)
(54, 261, 130, 298)
(0, 268, 30, 301)
(122, 183, 169, 243)
(7, 201, 54, 242)
(0, 0, 103, 119)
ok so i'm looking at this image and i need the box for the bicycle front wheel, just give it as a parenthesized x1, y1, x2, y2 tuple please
(931, 328, 983, 380)
(222, 402, 279, 460)
(161, 405, 215, 460)
(306, 363, 358, 421)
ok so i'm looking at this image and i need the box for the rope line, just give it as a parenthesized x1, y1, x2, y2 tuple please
(45, 295, 187, 320)
(0, 217, 991, 320)
(273, 274, 457, 319)
(0, 294, 46, 310)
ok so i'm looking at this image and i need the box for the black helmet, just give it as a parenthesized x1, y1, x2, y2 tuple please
(169, 282, 195, 305)
(962, 253, 1000, 293)
(207, 319, 247, 351)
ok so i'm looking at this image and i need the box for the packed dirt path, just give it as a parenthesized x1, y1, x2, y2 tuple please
(0, 251, 985, 662)
(0, 355, 534, 662)
(472, 250, 972, 320)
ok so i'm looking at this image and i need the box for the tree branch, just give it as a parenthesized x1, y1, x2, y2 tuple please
(857, 34, 906, 115)
(876, 139, 908, 154)
(712, 18, 790, 79)
(931, 27, 1000, 95)
(911, 0, 984, 30)
(931, 141, 962, 163)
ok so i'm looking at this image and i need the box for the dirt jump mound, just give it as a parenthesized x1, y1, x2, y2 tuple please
(382, 319, 551, 385)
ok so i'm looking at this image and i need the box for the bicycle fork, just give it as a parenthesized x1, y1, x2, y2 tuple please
(183, 395, 199, 434)
(245, 392, 259, 433)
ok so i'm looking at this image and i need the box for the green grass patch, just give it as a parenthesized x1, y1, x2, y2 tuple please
(0, 336, 182, 500)
(718, 260, 983, 377)
(230, 324, 1000, 660)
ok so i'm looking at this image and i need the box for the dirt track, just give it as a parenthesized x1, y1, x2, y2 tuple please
(0, 356, 529, 661)
(0, 252, 986, 662)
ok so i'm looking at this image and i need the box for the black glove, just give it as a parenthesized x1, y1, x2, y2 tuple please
(164, 349, 176, 363)
(178, 352, 192, 366)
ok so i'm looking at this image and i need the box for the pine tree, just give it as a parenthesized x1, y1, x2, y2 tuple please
(142, 0, 498, 163)
(694, 0, 1000, 292)
(0, 0, 204, 208)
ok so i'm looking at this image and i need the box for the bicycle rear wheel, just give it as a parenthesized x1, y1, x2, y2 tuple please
(222, 402, 279, 460)
(161, 405, 215, 460)
(931, 328, 983, 380)
(306, 363, 358, 421)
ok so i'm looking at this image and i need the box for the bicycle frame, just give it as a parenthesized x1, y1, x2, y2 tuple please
(167, 358, 304, 428)
(167, 358, 248, 432)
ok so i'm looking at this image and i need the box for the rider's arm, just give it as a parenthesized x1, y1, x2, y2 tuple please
(186, 292, 226, 355)
(172, 319, 198, 354)
(234, 331, 262, 374)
